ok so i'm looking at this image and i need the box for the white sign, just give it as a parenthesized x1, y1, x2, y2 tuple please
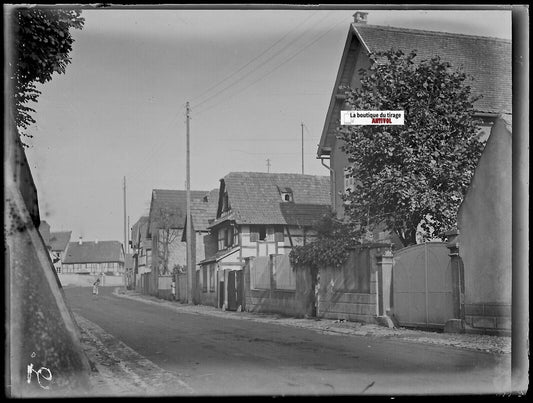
(341, 110, 404, 125)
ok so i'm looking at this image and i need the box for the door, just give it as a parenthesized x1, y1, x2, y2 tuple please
(219, 281, 225, 309)
(392, 242, 454, 329)
(227, 271, 237, 311)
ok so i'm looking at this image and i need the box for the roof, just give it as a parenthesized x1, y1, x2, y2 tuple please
(131, 216, 149, 247)
(49, 231, 72, 252)
(318, 23, 512, 155)
(199, 246, 240, 265)
(210, 172, 331, 227)
(191, 188, 219, 231)
(353, 24, 511, 114)
(181, 189, 220, 241)
(148, 189, 209, 234)
(63, 240, 124, 264)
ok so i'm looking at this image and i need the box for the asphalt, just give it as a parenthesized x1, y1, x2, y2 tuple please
(72, 286, 511, 396)
(114, 288, 511, 355)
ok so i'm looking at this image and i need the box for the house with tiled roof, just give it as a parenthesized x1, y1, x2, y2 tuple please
(130, 216, 151, 290)
(49, 231, 72, 273)
(62, 239, 125, 277)
(146, 189, 209, 280)
(318, 12, 512, 220)
(199, 172, 330, 310)
(38, 221, 72, 273)
(181, 189, 219, 305)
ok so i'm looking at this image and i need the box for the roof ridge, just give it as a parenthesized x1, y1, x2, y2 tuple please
(353, 23, 511, 44)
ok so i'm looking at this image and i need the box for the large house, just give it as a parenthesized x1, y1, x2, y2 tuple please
(317, 12, 512, 224)
(198, 172, 331, 309)
(62, 238, 125, 276)
(146, 189, 209, 276)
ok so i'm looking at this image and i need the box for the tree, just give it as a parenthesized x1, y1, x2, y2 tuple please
(154, 208, 181, 276)
(338, 49, 485, 247)
(8, 6, 84, 145)
(289, 212, 358, 270)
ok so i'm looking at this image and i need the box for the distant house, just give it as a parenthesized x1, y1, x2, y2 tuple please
(62, 239, 125, 276)
(317, 12, 512, 242)
(199, 172, 330, 310)
(181, 189, 219, 306)
(130, 215, 151, 289)
(147, 189, 209, 277)
(38, 221, 72, 273)
(48, 231, 72, 273)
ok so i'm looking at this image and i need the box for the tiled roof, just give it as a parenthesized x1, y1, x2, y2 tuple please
(211, 172, 331, 227)
(49, 231, 72, 252)
(148, 189, 209, 234)
(191, 188, 219, 231)
(353, 24, 512, 114)
(279, 203, 331, 227)
(131, 216, 149, 245)
(63, 240, 124, 264)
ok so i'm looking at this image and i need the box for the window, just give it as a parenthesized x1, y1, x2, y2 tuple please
(250, 225, 267, 242)
(278, 187, 293, 202)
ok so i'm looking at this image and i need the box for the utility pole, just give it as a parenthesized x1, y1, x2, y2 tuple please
(123, 176, 127, 289)
(301, 122, 304, 175)
(266, 158, 271, 173)
(186, 102, 193, 304)
(123, 176, 127, 255)
(127, 215, 130, 254)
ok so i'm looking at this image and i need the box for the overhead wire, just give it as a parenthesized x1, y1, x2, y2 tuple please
(187, 10, 319, 107)
(190, 11, 333, 112)
(193, 14, 348, 117)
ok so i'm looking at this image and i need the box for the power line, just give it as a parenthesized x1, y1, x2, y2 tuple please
(188, 11, 319, 107)
(190, 11, 333, 111)
(194, 14, 348, 116)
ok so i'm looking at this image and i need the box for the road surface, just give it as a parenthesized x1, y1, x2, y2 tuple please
(65, 286, 510, 396)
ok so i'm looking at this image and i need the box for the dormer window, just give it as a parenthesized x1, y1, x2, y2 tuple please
(279, 187, 293, 202)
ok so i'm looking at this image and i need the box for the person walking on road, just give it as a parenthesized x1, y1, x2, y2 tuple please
(92, 278, 100, 296)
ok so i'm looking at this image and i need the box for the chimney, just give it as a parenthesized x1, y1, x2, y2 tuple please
(78, 236, 83, 245)
(353, 11, 368, 24)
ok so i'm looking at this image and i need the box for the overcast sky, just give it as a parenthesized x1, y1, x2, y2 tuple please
(19, 5, 512, 245)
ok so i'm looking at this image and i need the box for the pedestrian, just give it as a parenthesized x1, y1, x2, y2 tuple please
(93, 278, 100, 296)
(171, 279, 176, 301)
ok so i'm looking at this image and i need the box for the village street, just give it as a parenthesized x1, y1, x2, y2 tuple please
(64, 286, 511, 396)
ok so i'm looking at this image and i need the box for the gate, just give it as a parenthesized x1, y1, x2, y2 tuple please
(226, 270, 244, 311)
(392, 242, 453, 329)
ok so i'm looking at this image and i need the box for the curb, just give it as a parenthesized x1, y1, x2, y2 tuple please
(112, 289, 511, 354)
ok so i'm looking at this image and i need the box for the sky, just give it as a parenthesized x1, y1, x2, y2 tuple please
(16, 5, 512, 246)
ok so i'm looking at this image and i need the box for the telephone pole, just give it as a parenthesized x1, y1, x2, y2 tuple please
(186, 102, 193, 304)
(123, 176, 127, 255)
(301, 122, 304, 175)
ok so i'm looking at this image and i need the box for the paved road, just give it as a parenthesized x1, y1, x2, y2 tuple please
(65, 286, 510, 396)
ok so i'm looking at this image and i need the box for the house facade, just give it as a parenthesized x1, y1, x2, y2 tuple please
(62, 239, 125, 276)
(147, 189, 209, 278)
(317, 12, 512, 238)
(38, 221, 72, 273)
(49, 231, 72, 273)
(181, 189, 219, 306)
(198, 172, 331, 310)
(130, 216, 151, 290)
